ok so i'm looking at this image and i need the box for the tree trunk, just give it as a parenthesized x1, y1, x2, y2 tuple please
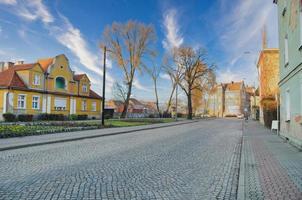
(165, 83, 176, 113)
(154, 79, 160, 117)
(121, 80, 133, 118)
(187, 90, 193, 120)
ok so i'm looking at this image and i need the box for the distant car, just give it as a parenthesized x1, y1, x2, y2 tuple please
(237, 114, 244, 119)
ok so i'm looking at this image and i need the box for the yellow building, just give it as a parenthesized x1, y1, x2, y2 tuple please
(257, 48, 279, 126)
(0, 54, 102, 120)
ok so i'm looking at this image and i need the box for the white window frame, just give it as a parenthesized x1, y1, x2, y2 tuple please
(91, 101, 96, 112)
(32, 95, 40, 110)
(33, 74, 41, 86)
(82, 100, 87, 111)
(286, 89, 291, 121)
(54, 97, 67, 111)
(82, 84, 87, 92)
(285, 34, 289, 66)
(17, 94, 26, 109)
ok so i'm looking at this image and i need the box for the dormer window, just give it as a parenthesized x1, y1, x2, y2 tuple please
(82, 84, 88, 92)
(33, 74, 41, 85)
(56, 77, 66, 89)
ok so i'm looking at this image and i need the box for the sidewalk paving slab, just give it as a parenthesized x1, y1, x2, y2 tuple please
(0, 120, 199, 151)
(238, 120, 302, 200)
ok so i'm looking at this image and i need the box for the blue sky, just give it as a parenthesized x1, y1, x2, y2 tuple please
(0, 0, 278, 104)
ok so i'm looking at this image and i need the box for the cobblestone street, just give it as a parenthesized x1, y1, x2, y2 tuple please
(0, 119, 242, 200)
(0, 119, 301, 200)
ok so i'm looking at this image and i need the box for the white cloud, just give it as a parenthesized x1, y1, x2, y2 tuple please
(0, 0, 16, 5)
(133, 78, 150, 92)
(215, 0, 278, 86)
(217, 68, 242, 83)
(50, 16, 113, 84)
(0, 0, 114, 93)
(1, 0, 54, 24)
(160, 73, 170, 80)
(162, 8, 184, 51)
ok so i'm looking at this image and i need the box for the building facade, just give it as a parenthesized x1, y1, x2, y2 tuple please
(274, 0, 302, 148)
(257, 48, 280, 127)
(208, 81, 246, 117)
(224, 81, 246, 117)
(208, 84, 224, 117)
(0, 54, 102, 120)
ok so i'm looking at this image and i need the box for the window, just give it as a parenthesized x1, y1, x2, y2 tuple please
(33, 74, 41, 85)
(91, 102, 96, 111)
(286, 89, 291, 121)
(81, 100, 87, 111)
(285, 34, 289, 66)
(82, 84, 87, 92)
(32, 96, 40, 109)
(17, 95, 26, 109)
(55, 77, 66, 89)
(54, 97, 66, 111)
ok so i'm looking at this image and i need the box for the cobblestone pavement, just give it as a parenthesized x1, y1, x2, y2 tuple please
(242, 120, 302, 200)
(0, 119, 242, 200)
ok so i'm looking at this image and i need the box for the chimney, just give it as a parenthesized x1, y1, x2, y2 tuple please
(3, 62, 14, 70)
(15, 60, 24, 65)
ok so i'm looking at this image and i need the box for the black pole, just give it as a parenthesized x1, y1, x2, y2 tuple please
(101, 46, 106, 126)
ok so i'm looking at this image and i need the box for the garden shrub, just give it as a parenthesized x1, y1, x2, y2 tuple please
(77, 114, 88, 120)
(3, 113, 16, 122)
(69, 114, 78, 120)
(38, 113, 66, 121)
(17, 114, 33, 122)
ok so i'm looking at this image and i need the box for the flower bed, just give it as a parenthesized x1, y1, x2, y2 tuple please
(0, 125, 99, 138)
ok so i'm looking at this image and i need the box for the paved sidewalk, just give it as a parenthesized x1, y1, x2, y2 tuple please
(239, 120, 302, 200)
(0, 120, 198, 151)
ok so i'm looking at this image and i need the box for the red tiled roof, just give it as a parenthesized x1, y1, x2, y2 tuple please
(74, 74, 85, 81)
(89, 90, 102, 99)
(0, 68, 27, 88)
(225, 82, 243, 91)
(13, 63, 36, 71)
(37, 58, 54, 72)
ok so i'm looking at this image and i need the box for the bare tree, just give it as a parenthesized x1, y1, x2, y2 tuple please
(162, 53, 182, 114)
(145, 63, 161, 115)
(173, 47, 215, 119)
(112, 82, 127, 102)
(101, 21, 156, 118)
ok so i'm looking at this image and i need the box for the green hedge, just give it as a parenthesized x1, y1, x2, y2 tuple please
(38, 113, 66, 121)
(3, 113, 16, 122)
(18, 114, 33, 122)
(77, 114, 88, 120)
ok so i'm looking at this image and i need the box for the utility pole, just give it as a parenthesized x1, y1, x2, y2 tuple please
(101, 46, 106, 126)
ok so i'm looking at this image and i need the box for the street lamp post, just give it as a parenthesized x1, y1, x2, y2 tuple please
(101, 46, 106, 126)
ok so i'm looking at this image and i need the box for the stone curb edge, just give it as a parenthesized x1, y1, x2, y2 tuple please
(237, 121, 246, 200)
(0, 120, 202, 152)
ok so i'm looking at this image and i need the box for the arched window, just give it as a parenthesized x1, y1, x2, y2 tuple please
(55, 77, 66, 89)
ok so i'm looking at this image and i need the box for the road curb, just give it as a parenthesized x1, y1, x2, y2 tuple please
(237, 121, 246, 200)
(0, 120, 201, 152)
